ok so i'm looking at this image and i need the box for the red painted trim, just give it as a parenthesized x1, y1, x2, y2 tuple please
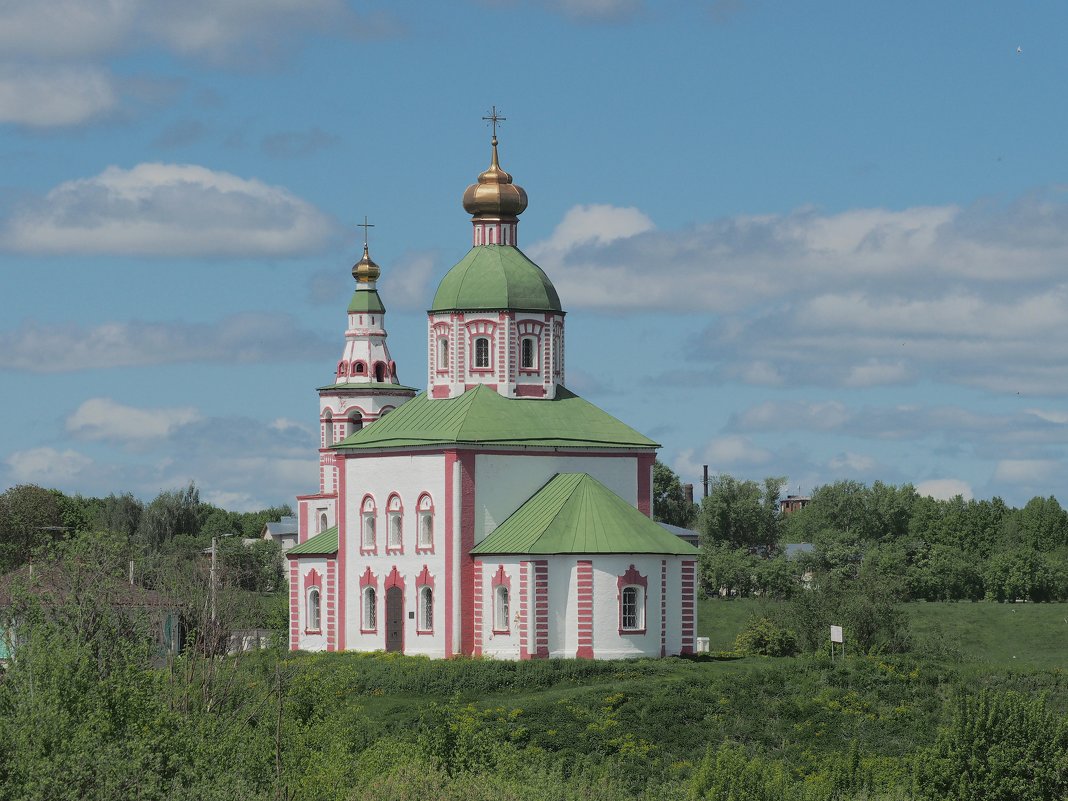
(416, 567, 435, 635)
(337, 447, 653, 459)
(458, 451, 477, 656)
(660, 560, 667, 658)
(444, 451, 456, 656)
(576, 560, 594, 658)
(519, 560, 530, 659)
(289, 559, 299, 650)
(473, 559, 484, 655)
(515, 384, 546, 397)
(534, 560, 549, 658)
(303, 569, 322, 634)
(336, 461, 347, 650)
(360, 494, 378, 555)
(637, 453, 654, 517)
(680, 560, 696, 655)
(359, 566, 378, 634)
(326, 559, 336, 651)
(386, 492, 404, 554)
(432, 385, 451, 398)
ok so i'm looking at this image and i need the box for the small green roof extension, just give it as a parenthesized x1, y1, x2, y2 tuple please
(333, 385, 658, 451)
(287, 526, 338, 556)
(348, 288, 386, 314)
(471, 473, 699, 556)
(431, 245, 562, 312)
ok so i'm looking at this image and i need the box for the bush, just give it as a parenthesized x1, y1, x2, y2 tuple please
(732, 617, 799, 657)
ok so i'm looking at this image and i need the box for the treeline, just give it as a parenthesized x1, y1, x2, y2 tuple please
(0, 482, 290, 593)
(654, 468, 1068, 604)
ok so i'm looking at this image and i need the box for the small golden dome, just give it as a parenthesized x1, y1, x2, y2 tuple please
(462, 135, 528, 219)
(352, 244, 381, 283)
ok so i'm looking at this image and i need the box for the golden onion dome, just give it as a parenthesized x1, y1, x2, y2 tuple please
(462, 135, 528, 218)
(351, 244, 381, 283)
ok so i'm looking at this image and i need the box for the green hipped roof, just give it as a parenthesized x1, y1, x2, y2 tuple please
(333, 385, 658, 451)
(287, 526, 338, 556)
(471, 473, 699, 556)
(431, 246, 562, 312)
(348, 289, 386, 314)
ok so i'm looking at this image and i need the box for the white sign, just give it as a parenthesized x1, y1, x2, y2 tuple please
(830, 625, 844, 643)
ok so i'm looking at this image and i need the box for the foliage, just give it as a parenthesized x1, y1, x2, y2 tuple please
(698, 475, 785, 553)
(653, 460, 697, 529)
(733, 617, 799, 657)
(0, 485, 67, 572)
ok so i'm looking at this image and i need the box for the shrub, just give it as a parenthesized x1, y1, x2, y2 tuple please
(733, 617, 799, 657)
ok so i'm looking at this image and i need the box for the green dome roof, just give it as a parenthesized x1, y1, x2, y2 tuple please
(431, 245, 562, 313)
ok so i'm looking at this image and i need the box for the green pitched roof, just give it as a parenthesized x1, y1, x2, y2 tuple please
(348, 289, 386, 314)
(471, 473, 699, 555)
(287, 526, 338, 556)
(431, 245, 562, 312)
(333, 385, 658, 451)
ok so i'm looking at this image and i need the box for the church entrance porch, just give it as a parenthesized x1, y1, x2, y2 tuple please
(385, 586, 404, 653)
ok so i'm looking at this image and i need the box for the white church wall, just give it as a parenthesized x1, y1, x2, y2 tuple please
(295, 556, 329, 653)
(476, 558, 525, 660)
(588, 555, 663, 660)
(341, 452, 448, 657)
(473, 453, 638, 545)
(546, 557, 577, 658)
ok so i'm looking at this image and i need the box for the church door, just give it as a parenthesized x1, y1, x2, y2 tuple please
(385, 586, 404, 653)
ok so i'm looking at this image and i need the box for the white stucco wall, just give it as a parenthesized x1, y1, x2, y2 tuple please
(473, 453, 639, 545)
(341, 452, 448, 657)
(476, 558, 525, 660)
(295, 556, 329, 653)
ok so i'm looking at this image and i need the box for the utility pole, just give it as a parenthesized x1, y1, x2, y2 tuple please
(702, 465, 711, 499)
(210, 537, 218, 624)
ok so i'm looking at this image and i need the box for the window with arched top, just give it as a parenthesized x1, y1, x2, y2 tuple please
(322, 411, 333, 447)
(374, 362, 386, 382)
(494, 585, 509, 633)
(387, 494, 403, 551)
(354, 361, 366, 375)
(337, 361, 348, 377)
(621, 586, 643, 631)
(348, 411, 362, 434)
(416, 494, 434, 551)
(319, 512, 328, 533)
(521, 337, 536, 370)
(419, 586, 433, 632)
(362, 587, 377, 631)
(439, 338, 449, 370)
(474, 337, 490, 368)
(361, 497, 376, 550)
(307, 587, 321, 632)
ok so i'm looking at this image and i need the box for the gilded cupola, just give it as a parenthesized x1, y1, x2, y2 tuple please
(351, 244, 381, 284)
(462, 135, 528, 220)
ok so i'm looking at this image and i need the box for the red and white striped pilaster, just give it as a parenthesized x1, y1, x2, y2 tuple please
(519, 561, 530, 660)
(533, 560, 549, 658)
(660, 560, 667, 658)
(681, 560, 696, 655)
(288, 560, 299, 651)
(473, 560, 484, 656)
(576, 560, 594, 659)
(326, 559, 336, 652)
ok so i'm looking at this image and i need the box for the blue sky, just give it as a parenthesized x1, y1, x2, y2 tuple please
(3, 0, 1068, 511)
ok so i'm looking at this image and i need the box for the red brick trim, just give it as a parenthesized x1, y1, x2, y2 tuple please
(288, 559, 299, 650)
(491, 565, 511, 635)
(576, 560, 594, 659)
(458, 451, 477, 656)
(359, 566, 378, 634)
(681, 560, 696, 655)
(519, 560, 530, 660)
(533, 560, 549, 658)
(326, 559, 336, 651)
(637, 453, 654, 517)
(660, 560, 667, 657)
(473, 559, 484, 655)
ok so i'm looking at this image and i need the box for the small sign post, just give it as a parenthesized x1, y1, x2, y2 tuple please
(830, 625, 844, 661)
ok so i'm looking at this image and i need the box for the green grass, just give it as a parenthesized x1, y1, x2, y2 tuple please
(697, 597, 1068, 669)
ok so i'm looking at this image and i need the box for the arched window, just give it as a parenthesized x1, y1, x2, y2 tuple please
(322, 410, 333, 447)
(387, 494, 402, 551)
(337, 361, 348, 377)
(439, 338, 449, 370)
(494, 585, 509, 632)
(307, 587, 321, 632)
(521, 337, 536, 369)
(348, 411, 362, 434)
(354, 361, 366, 375)
(474, 337, 490, 368)
(419, 586, 433, 632)
(361, 497, 376, 550)
(621, 586, 643, 631)
(362, 587, 377, 630)
(319, 512, 328, 533)
(374, 362, 386, 382)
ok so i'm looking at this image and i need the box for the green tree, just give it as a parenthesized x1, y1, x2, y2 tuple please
(652, 460, 696, 529)
(698, 474, 785, 553)
(92, 492, 143, 539)
(137, 483, 201, 549)
(0, 484, 66, 571)
(1019, 495, 1068, 551)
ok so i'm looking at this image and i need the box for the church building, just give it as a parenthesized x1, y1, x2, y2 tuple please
(287, 128, 698, 659)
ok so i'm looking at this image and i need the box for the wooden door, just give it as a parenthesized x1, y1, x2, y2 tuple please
(385, 586, 404, 653)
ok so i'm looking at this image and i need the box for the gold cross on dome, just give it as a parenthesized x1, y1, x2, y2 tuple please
(482, 105, 506, 138)
(356, 216, 374, 247)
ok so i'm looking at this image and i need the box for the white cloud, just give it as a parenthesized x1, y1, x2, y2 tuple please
(685, 435, 774, 470)
(0, 313, 332, 372)
(0, 66, 116, 126)
(731, 400, 850, 432)
(993, 459, 1058, 485)
(916, 478, 974, 501)
(3, 163, 335, 257)
(842, 359, 912, 388)
(5, 446, 96, 484)
(67, 398, 201, 442)
(529, 203, 654, 255)
(381, 250, 442, 310)
(543, 0, 642, 21)
(828, 451, 877, 473)
(0, 0, 136, 60)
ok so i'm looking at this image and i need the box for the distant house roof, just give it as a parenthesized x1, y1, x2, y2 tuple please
(287, 526, 339, 557)
(263, 515, 299, 539)
(471, 473, 699, 556)
(658, 522, 700, 547)
(783, 542, 815, 559)
(333, 385, 658, 452)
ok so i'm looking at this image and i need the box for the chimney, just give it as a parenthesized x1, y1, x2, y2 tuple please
(683, 483, 694, 506)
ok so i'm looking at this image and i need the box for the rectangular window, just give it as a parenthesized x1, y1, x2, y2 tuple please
(621, 587, 640, 630)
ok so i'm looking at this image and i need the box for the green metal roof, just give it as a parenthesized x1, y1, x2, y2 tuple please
(287, 526, 338, 556)
(431, 246, 562, 312)
(333, 385, 658, 451)
(348, 289, 386, 314)
(471, 473, 700, 556)
(317, 382, 419, 393)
